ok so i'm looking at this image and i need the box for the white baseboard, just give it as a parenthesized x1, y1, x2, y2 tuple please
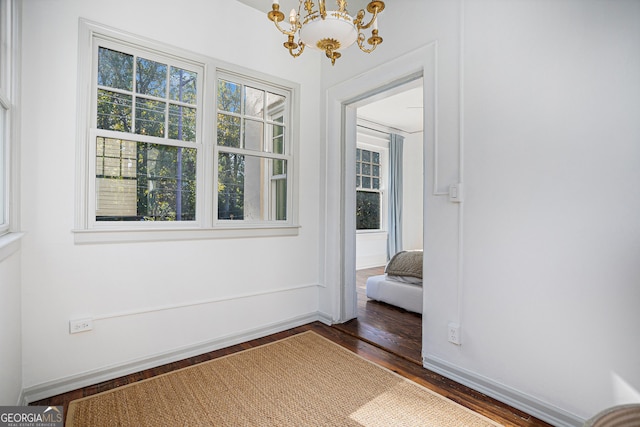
(22, 312, 321, 404)
(356, 257, 387, 270)
(423, 354, 584, 427)
(316, 310, 333, 325)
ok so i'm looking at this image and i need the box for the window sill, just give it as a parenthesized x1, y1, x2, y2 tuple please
(0, 232, 25, 263)
(356, 230, 388, 235)
(72, 225, 300, 244)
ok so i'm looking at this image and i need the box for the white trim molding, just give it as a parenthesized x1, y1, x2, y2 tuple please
(91, 283, 319, 322)
(0, 230, 23, 262)
(424, 354, 585, 427)
(22, 312, 324, 404)
(323, 42, 436, 323)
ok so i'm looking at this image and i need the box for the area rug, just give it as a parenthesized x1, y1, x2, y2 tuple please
(67, 331, 501, 426)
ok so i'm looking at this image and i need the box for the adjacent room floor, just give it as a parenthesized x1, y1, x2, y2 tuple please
(333, 265, 422, 364)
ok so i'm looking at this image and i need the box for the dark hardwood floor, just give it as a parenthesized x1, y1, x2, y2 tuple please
(31, 268, 552, 426)
(333, 266, 423, 364)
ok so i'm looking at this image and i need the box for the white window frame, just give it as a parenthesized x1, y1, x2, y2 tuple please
(355, 127, 389, 234)
(0, 97, 7, 237)
(74, 20, 299, 244)
(88, 39, 205, 230)
(0, 0, 20, 246)
(214, 71, 292, 225)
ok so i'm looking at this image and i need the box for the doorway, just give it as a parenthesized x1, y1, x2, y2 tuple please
(322, 43, 436, 361)
(332, 78, 425, 364)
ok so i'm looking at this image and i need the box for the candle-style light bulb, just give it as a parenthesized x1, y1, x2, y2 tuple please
(289, 8, 297, 25)
(273, 0, 279, 5)
(373, 17, 378, 31)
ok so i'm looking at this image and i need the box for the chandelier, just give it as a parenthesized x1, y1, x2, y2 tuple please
(267, 0, 385, 65)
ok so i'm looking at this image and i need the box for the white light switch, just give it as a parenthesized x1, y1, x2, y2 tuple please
(449, 183, 463, 203)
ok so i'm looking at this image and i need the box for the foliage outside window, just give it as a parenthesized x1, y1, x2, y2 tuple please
(82, 24, 296, 239)
(217, 76, 289, 222)
(94, 46, 199, 222)
(356, 148, 381, 230)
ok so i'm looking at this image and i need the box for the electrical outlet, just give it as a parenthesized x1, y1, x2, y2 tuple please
(448, 322, 461, 345)
(69, 318, 93, 334)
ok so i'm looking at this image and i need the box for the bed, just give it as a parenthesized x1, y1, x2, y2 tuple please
(365, 250, 423, 314)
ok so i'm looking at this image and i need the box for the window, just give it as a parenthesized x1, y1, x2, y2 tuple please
(0, 0, 16, 237)
(76, 21, 298, 241)
(92, 45, 200, 223)
(0, 105, 6, 232)
(216, 76, 289, 222)
(356, 148, 382, 230)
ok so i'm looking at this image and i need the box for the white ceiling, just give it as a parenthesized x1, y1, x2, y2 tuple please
(357, 85, 424, 134)
(237, 0, 424, 134)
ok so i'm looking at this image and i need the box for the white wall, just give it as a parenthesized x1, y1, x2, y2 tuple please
(319, 0, 640, 424)
(457, 0, 640, 420)
(355, 231, 387, 269)
(0, 240, 22, 405)
(20, 0, 322, 398)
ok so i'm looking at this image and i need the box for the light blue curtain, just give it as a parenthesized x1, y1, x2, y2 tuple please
(387, 133, 404, 259)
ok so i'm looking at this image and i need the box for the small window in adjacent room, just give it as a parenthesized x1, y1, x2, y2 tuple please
(356, 148, 382, 230)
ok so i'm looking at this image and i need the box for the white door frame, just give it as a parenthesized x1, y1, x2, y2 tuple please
(324, 42, 437, 322)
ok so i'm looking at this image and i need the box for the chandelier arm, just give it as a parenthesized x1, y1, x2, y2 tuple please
(288, 42, 306, 58)
(356, 7, 380, 31)
(356, 33, 380, 53)
(273, 19, 297, 37)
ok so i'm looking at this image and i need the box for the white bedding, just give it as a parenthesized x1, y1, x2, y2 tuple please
(365, 274, 423, 314)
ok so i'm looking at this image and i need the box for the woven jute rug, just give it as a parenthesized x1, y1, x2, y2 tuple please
(67, 331, 501, 426)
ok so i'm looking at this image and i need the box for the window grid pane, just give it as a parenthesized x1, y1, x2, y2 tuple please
(98, 47, 133, 91)
(97, 47, 199, 144)
(356, 148, 381, 190)
(95, 137, 196, 222)
(217, 153, 288, 221)
(97, 89, 132, 132)
(169, 67, 197, 105)
(217, 80, 241, 113)
(135, 97, 165, 137)
(169, 104, 196, 142)
(356, 147, 382, 230)
(356, 191, 380, 230)
(245, 86, 264, 118)
(216, 78, 286, 155)
(136, 57, 167, 98)
(216, 77, 290, 223)
(217, 113, 241, 147)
